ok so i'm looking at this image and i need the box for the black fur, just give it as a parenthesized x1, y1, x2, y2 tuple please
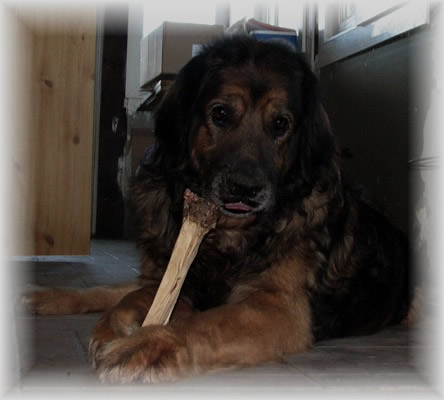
(132, 36, 411, 340)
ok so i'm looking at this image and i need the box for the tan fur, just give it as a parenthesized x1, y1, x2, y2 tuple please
(22, 282, 144, 315)
(87, 249, 312, 382)
(402, 287, 424, 326)
(23, 37, 410, 384)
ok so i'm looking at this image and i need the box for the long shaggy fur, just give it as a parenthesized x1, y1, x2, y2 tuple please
(25, 36, 411, 383)
(132, 36, 410, 337)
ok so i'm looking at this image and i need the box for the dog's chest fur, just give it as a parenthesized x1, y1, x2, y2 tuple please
(180, 214, 325, 311)
(181, 226, 269, 310)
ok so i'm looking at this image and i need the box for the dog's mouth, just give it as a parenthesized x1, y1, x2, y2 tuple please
(208, 174, 274, 219)
(217, 197, 269, 219)
(222, 201, 254, 217)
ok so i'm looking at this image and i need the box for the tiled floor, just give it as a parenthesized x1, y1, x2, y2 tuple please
(8, 240, 441, 397)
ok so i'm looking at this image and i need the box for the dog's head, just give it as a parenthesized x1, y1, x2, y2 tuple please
(150, 36, 336, 226)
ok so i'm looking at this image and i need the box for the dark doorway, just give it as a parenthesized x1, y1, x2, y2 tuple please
(95, 5, 129, 238)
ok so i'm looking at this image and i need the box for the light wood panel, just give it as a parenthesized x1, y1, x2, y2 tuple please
(4, 7, 38, 256)
(7, 7, 96, 255)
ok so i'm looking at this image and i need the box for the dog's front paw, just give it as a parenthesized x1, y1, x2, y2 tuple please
(92, 326, 192, 384)
(19, 286, 79, 315)
(88, 306, 142, 368)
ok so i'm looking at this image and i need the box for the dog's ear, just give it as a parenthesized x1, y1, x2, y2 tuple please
(153, 53, 209, 171)
(295, 64, 336, 188)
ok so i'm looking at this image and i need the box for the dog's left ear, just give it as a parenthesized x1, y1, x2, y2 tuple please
(154, 53, 209, 170)
(296, 64, 336, 186)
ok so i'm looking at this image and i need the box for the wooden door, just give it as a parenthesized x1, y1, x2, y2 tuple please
(6, 6, 97, 255)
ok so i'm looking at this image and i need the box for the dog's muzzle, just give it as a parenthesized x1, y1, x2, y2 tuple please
(210, 164, 274, 219)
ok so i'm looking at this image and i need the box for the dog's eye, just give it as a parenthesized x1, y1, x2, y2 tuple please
(271, 116, 289, 138)
(210, 105, 230, 127)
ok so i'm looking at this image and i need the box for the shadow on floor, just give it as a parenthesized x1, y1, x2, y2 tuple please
(8, 240, 440, 396)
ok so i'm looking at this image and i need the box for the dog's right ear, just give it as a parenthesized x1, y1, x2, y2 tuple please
(154, 53, 209, 170)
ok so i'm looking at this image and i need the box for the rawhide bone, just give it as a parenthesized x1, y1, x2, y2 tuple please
(142, 189, 218, 326)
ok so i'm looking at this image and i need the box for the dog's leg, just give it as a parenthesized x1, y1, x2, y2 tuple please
(20, 281, 145, 315)
(90, 259, 312, 383)
(88, 284, 195, 369)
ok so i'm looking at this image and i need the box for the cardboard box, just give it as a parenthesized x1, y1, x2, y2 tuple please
(250, 31, 300, 52)
(140, 22, 224, 89)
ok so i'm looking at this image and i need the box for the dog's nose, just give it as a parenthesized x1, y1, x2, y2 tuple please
(218, 159, 269, 201)
(226, 177, 263, 199)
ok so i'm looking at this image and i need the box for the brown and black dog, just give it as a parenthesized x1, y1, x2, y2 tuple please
(25, 36, 412, 384)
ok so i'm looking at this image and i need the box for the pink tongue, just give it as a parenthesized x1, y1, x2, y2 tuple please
(224, 202, 251, 212)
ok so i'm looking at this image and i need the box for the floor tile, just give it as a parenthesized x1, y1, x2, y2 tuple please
(10, 239, 439, 395)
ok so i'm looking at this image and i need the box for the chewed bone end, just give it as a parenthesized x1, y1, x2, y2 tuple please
(183, 189, 218, 229)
